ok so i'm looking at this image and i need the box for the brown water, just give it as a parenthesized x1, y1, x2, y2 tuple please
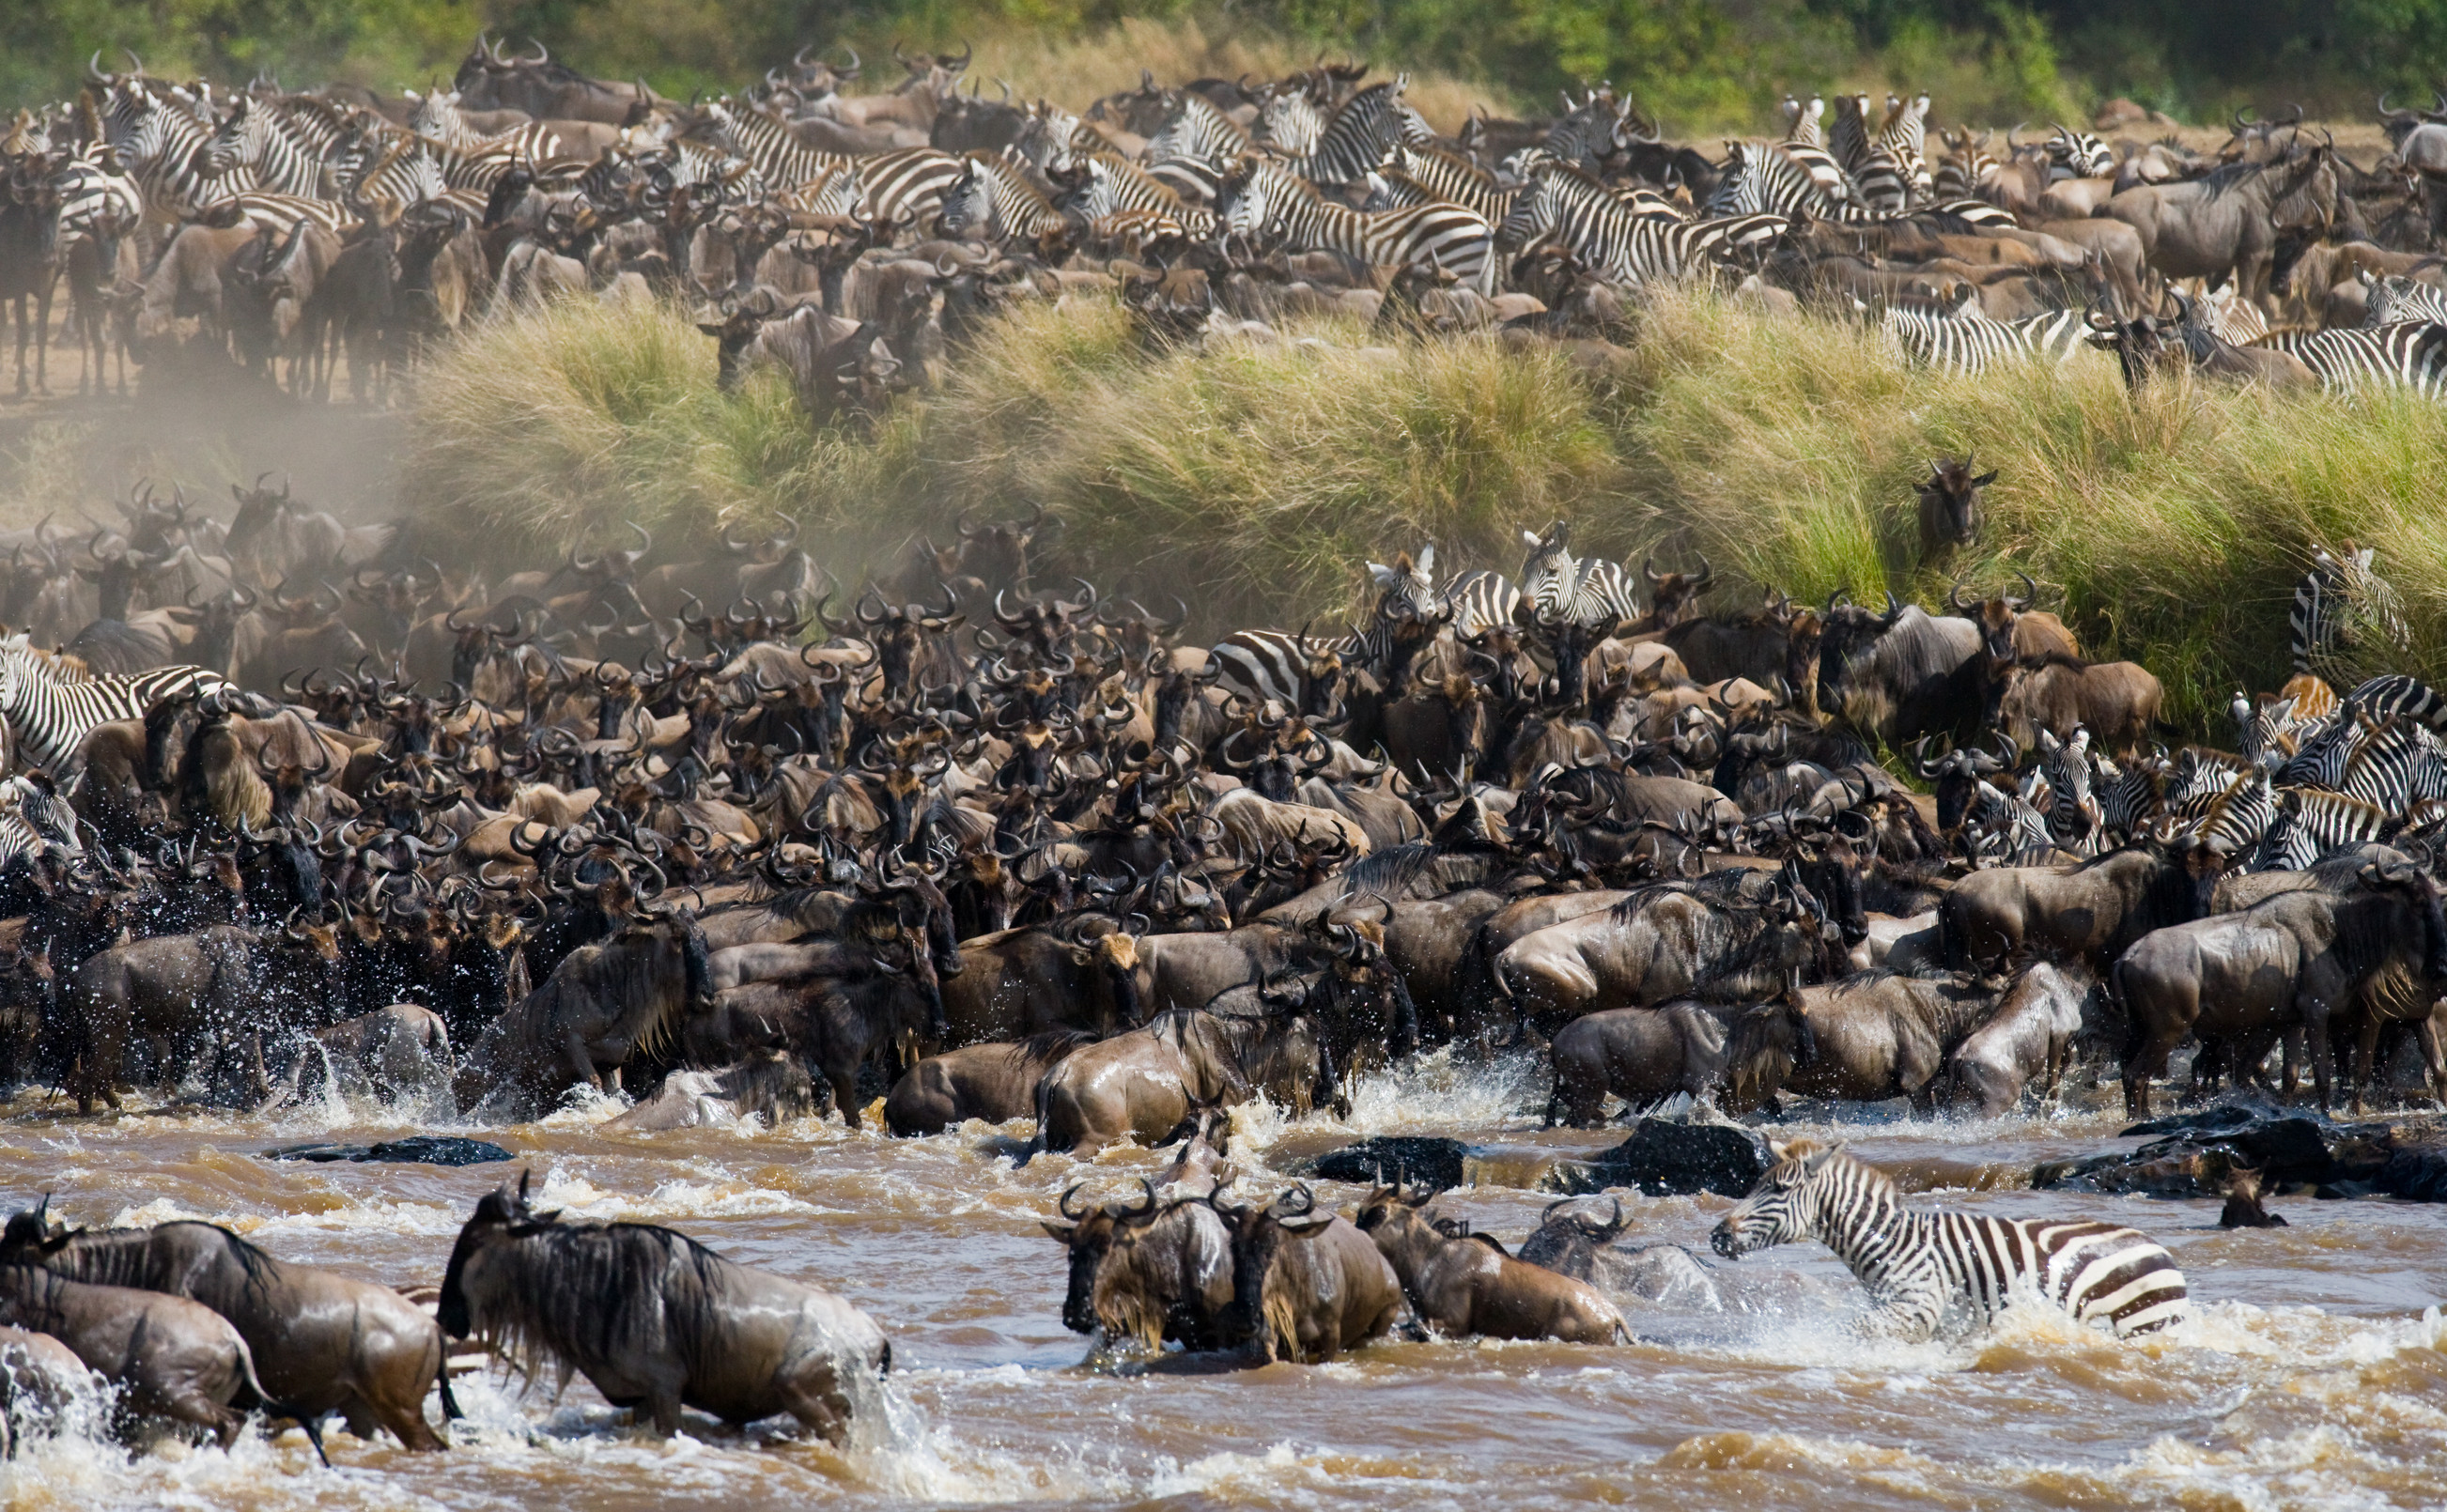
(2, 1055, 2443, 1512)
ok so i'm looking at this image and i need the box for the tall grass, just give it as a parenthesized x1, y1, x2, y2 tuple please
(405, 289, 2447, 734)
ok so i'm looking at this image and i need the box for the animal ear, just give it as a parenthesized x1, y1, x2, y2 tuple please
(1278, 1212, 1336, 1234)
(1365, 562, 1396, 587)
(1973, 471, 1998, 486)
(1803, 1144, 1843, 1172)
(1767, 1138, 1789, 1161)
(1040, 1220, 1077, 1242)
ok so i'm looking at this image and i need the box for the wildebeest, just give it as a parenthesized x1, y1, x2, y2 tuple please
(1939, 841, 2213, 972)
(1726, 971, 1996, 1111)
(884, 1028, 1095, 1134)
(1515, 1198, 1722, 1307)
(0, 1204, 447, 1450)
(0, 1264, 298, 1451)
(2099, 150, 2336, 306)
(1943, 960, 2092, 1115)
(460, 914, 709, 1115)
(1493, 870, 1831, 1032)
(1991, 655, 2164, 755)
(1082, 1180, 1240, 1352)
(266, 1003, 454, 1110)
(62, 921, 343, 1113)
(1816, 594, 1984, 746)
(1352, 1184, 1625, 1343)
(603, 1050, 818, 1132)
(1916, 455, 1995, 557)
(2219, 1166, 2287, 1228)
(437, 1171, 888, 1440)
(1541, 999, 1777, 1126)
(1213, 1185, 1407, 1364)
(2114, 858, 2447, 1116)
(1030, 1010, 1251, 1159)
(0, 1322, 94, 1441)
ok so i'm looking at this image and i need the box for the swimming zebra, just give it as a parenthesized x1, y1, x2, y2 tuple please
(2252, 321, 2447, 396)
(1883, 301, 2089, 374)
(1217, 159, 1495, 297)
(1965, 779, 2057, 866)
(1711, 1141, 2190, 1340)
(2290, 545, 2412, 685)
(0, 636, 227, 778)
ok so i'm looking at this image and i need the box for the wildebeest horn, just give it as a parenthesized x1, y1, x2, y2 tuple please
(2008, 571, 2035, 610)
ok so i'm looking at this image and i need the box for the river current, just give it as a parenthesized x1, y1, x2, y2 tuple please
(1, 1054, 2441, 1512)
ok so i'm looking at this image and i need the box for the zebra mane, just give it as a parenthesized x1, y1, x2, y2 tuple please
(0, 637, 88, 683)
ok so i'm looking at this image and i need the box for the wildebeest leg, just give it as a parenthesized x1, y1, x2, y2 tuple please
(644, 1382, 684, 1436)
(829, 1068, 860, 1129)
(778, 1364, 850, 1446)
(2279, 1026, 2302, 1098)
(2299, 997, 2335, 1112)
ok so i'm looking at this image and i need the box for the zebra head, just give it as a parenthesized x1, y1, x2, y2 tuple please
(1711, 1139, 1852, 1258)
(1365, 545, 1441, 622)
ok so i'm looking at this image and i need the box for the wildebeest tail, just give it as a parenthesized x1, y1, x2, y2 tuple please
(231, 1337, 332, 1467)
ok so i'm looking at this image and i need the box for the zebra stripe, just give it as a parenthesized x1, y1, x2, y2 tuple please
(1884, 303, 2089, 374)
(103, 82, 250, 223)
(1383, 142, 1513, 226)
(2345, 672, 2447, 732)
(939, 152, 1070, 246)
(1966, 780, 2055, 866)
(2253, 322, 2447, 396)
(2254, 787, 2394, 872)
(201, 95, 328, 200)
(700, 100, 847, 193)
(1829, 94, 1872, 175)
(1207, 629, 1343, 717)
(1143, 93, 1249, 172)
(2291, 546, 2412, 683)
(1219, 160, 1495, 297)
(0, 637, 226, 778)
(2181, 767, 2277, 860)
(1439, 570, 1519, 639)
(0, 775, 80, 866)
(1707, 141, 1865, 224)
(1071, 154, 1216, 241)
(2037, 729, 2106, 856)
(2047, 127, 2113, 179)
(1516, 154, 1777, 288)
(2332, 716, 2447, 813)
(1293, 78, 1419, 187)
(1781, 95, 1825, 149)
(855, 147, 973, 233)
(1713, 1142, 2189, 1340)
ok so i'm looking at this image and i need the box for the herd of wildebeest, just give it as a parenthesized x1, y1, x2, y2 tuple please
(7, 41, 2447, 405)
(0, 454, 2417, 1455)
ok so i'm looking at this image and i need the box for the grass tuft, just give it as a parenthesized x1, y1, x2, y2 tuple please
(405, 288, 2447, 734)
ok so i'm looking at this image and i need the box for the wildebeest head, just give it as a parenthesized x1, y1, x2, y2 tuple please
(1640, 555, 1714, 627)
(0, 1196, 71, 1265)
(1215, 1182, 1340, 1361)
(1516, 1196, 1629, 1276)
(1042, 1179, 1154, 1335)
(437, 1168, 559, 1338)
(1915, 456, 1994, 553)
(1089, 1181, 1238, 1350)
(1721, 981, 1821, 1113)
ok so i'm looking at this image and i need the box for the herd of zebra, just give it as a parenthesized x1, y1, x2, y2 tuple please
(2, 46, 2447, 406)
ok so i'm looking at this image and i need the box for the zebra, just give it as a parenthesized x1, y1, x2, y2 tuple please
(2345, 672, 2447, 731)
(2094, 753, 2166, 840)
(697, 99, 846, 193)
(1142, 92, 1248, 173)
(1515, 522, 1637, 630)
(1883, 301, 2089, 374)
(1780, 95, 1825, 149)
(2181, 766, 2278, 861)
(2167, 745, 2249, 814)
(2046, 126, 2114, 179)
(2332, 716, 2447, 812)
(2253, 788, 2394, 872)
(851, 147, 969, 234)
(102, 81, 251, 224)
(199, 94, 329, 200)
(2037, 728, 2105, 856)
(938, 153, 1072, 250)
(1966, 779, 2057, 866)
(1711, 1141, 2190, 1340)
(1439, 570, 1520, 639)
(2290, 544, 2412, 684)
(404, 88, 563, 161)
(1515, 155, 1778, 289)
(1217, 159, 1495, 297)
(1284, 78, 1423, 187)
(0, 636, 226, 779)
(1381, 142, 1512, 226)
(1874, 93, 1932, 193)
(1932, 127, 1995, 200)
(1071, 154, 1216, 241)
(1828, 93, 1872, 174)
(2364, 271, 2447, 327)
(0, 774, 80, 867)
(2253, 321, 2447, 396)
(1707, 140, 1862, 223)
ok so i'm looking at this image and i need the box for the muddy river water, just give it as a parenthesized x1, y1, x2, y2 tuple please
(0, 1054, 2440, 1512)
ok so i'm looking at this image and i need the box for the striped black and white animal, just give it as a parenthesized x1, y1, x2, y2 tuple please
(2290, 545, 2413, 685)
(2364, 272, 2447, 328)
(0, 636, 228, 779)
(2253, 321, 2447, 397)
(1512, 153, 1779, 289)
(2253, 787, 2393, 872)
(0, 773, 81, 866)
(1439, 570, 1520, 639)
(1711, 1141, 2190, 1340)
(1884, 301, 2088, 375)
(1218, 159, 1495, 297)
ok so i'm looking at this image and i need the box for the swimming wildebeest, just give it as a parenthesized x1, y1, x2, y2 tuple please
(1352, 1183, 1626, 1343)
(0, 1202, 447, 1450)
(437, 1171, 889, 1440)
(1212, 1184, 1408, 1364)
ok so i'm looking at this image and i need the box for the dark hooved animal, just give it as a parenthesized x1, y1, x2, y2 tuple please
(1353, 1184, 1625, 1343)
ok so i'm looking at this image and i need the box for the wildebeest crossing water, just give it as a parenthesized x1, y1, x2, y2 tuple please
(0, 1059, 2441, 1512)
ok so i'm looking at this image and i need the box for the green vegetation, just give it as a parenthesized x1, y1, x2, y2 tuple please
(7, 0, 2443, 133)
(402, 290, 2447, 736)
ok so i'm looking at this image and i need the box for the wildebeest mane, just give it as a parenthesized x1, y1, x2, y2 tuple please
(460, 1219, 732, 1395)
(1605, 867, 1773, 924)
(1005, 1027, 1099, 1065)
